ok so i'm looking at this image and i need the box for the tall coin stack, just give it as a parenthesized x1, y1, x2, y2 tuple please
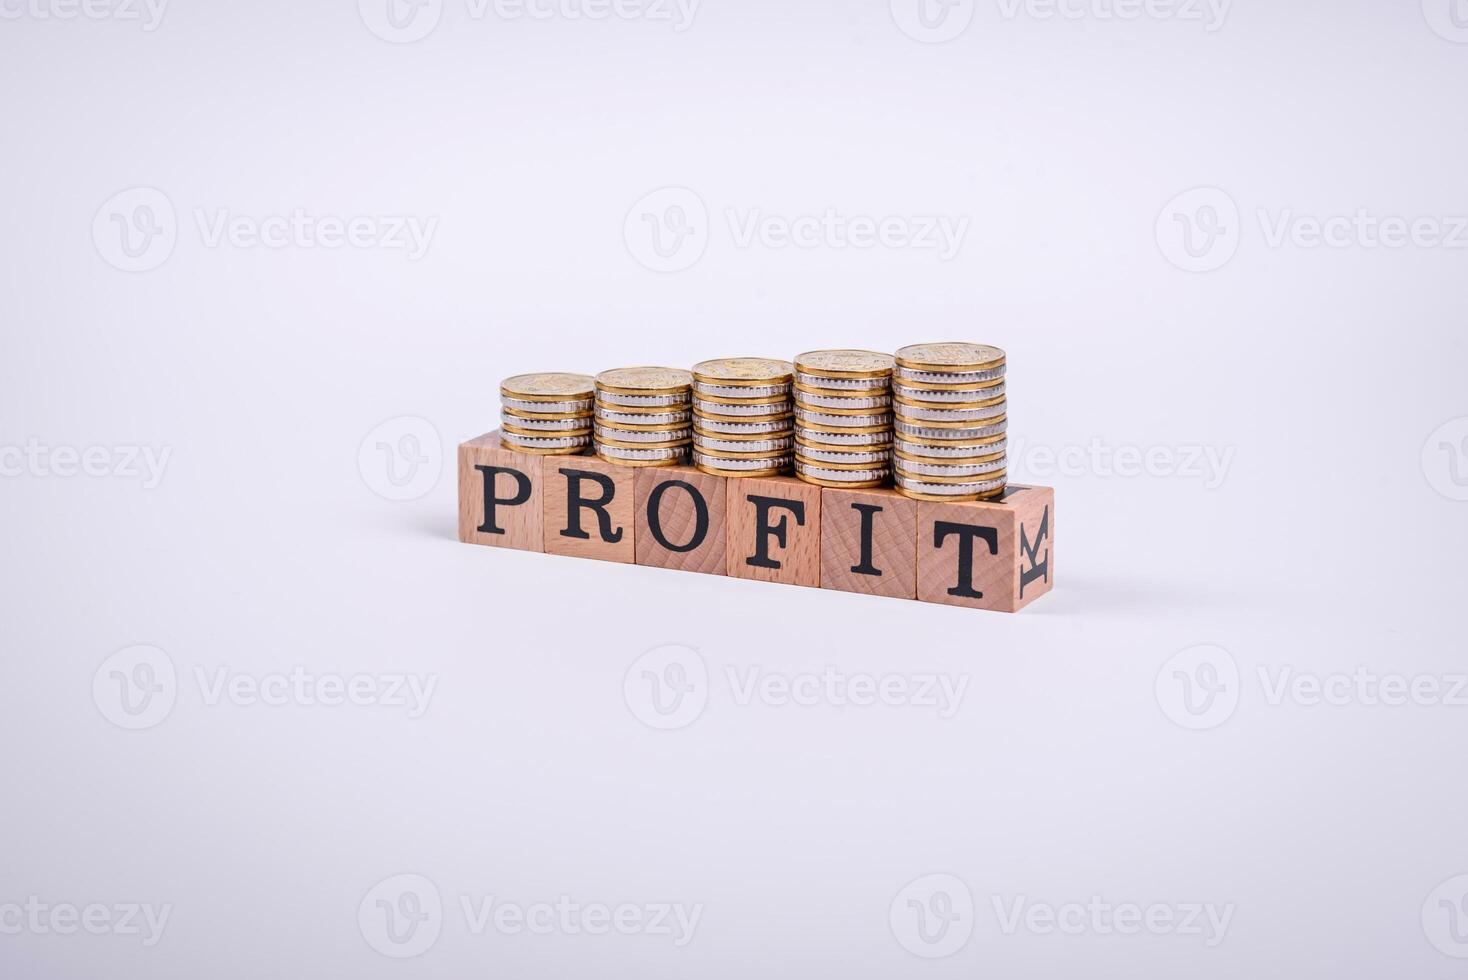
(690, 358, 796, 478)
(498, 373, 595, 455)
(791, 350, 896, 489)
(892, 343, 1008, 501)
(593, 367, 694, 468)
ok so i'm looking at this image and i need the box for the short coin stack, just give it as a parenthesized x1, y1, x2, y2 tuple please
(690, 358, 796, 478)
(791, 350, 896, 489)
(892, 343, 1008, 501)
(498, 373, 595, 455)
(593, 367, 694, 468)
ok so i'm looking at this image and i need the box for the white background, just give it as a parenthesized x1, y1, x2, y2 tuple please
(2, 0, 1467, 976)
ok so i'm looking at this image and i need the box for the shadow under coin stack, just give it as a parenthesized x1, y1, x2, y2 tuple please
(690, 358, 796, 477)
(892, 343, 1008, 501)
(498, 373, 595, 455)
(593, 367, 694, 467)
(791, 350, 896, 488)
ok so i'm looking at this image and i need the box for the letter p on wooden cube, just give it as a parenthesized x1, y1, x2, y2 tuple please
(458, 431, 544, 551)
(916, 485, 1055, 613)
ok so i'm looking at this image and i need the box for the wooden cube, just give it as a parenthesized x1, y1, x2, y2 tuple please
(457, 431, 544, 552)
(634, 465, 728, 575)
(542, 453, 636, 564)
(726, 475, 822, 588)
(916, 485, 1055, 612)
(819, 486, 917, 600)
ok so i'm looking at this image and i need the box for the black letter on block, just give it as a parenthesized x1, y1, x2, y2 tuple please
(559, 468, 623, 543)
(934, 521, 999, 599)
(475, 465, 531, 535)
(646, 480, 708, 554)
(746, 495, 805, 569)
(850, 503, 884, 577)
(1019, 506, 1051, 598)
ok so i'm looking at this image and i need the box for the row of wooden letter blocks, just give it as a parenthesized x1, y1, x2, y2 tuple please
(457, 432, 1055, 612)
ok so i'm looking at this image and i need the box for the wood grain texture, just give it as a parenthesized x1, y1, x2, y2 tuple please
(542, 453, 636, 564)
(819, 486, 917, 599)
(457, 431, 544, 552)
(634, 465, 728, 575)
(915, 484, 1055, 612)
(726, 475, 822, 588)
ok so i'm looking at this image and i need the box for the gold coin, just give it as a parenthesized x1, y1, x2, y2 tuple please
(499, 372, 596, 400)
(690, 357, 795, 384)
(694, 462, 790, 479)
(596, 435, 692, 451)
(695, 444, 792, 461)
(797, 420, 892, 435)
(895, 447, 1006, 466)
(501, 406, 594, 422)
(796, 475, 887, 489)
(894, 413, 1008, 430)
(793, 380, 891, 399)
(793, 349, 896, 379)
(894, 485, 1005, 502)
(695, 407, 795, 423)
(595, 452, 687, 468)
(595, 366, 694, 394)
(893, 393, 1007, 411)
(594, 398, 691, 415)
(594, 418, 691, 433)
(893, 375, 1006, 394)
(502, 421, 591, 438)
(896, 430, 1007, 449)
(894, 343, 1006, 372)
(692, 391, 791, 407)
(793, 452, 888, 471)
(693, 424, 793, 441)
(895, 466, 1007, 486)
(793, 396, 892, 416)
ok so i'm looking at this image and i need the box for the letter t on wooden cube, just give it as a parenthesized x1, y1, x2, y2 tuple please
(726, 475, 822, 588)
(457, 431, 544, 552)
(542, 454, 636, 563)
(820, 486, 917, 599)
(916, 485, 1055, 612)
(634, 465, 728, 575)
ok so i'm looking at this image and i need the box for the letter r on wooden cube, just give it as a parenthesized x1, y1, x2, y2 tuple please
(458, 431, 544, 552)
(634, 465, 727, 575)
(820, 487, 917, 599)
(542, 453, 637, 563)
(916, 485, 1055, 612)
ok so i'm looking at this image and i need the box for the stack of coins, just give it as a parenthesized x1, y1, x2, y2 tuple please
(892, 343, 1008, 501)
(690, 358, 796, 477)
(791, 350, 896, 488)
(593, 367, 694, 468)
(498, 373, 595, 455)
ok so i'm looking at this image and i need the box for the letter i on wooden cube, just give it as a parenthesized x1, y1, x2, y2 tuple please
(916, 485, 1055, 613)
(458, 431, 544, 552)
(726, 476, 822, 588)
(819, 487, 918, 600)
(542, 454, 637, 563)
(634, 465, 728, 575)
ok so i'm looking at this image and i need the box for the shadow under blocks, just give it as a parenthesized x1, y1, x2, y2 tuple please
(458, 431, 1054, 612)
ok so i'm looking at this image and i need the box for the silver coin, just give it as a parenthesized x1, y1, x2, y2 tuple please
(794, 372, 891, 392)
(793, 444, 892, 466)
(595, 405, 691, 427)
(793, 428, 892, 447)
(795, 407, 892, 429)
(894, 472, 1008, 496)
(892, 381, 1006, 404)
(894, 400, 1006, 423)
(500, 395, 593, 415)
(894, 418, 1008, 441)
(793, 461, 890, 483)
(895, 437, 1008, 459)
(498, 430, 593, 450)
(597, 444, 690, 461)
(895, 364, 1007, 386)
(693, 398, 791, 418)
(692, 451, 792, 472)
(695, 416, 794, 436)
(499, 414, 592, 432)
(794, 390, 893, 411)
(595, 389, 692, 408)
(695, 381, 791, 400)
(693, 433, 793, 455)
(594, 423, 693, 444)
(895, 455, 1006, 478)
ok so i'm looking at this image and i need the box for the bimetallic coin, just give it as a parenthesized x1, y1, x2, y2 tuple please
(894, 343, 1006, 373)
(894, 454, 1006, 478)
(693, 422, 793, 440)
(594, 426, 693, 447)
(595, 405, 691, 427)
(793, 441, 892, 466)
(793, 349, 896, 379)
(895, 364, 1007, 386)
(896, 437, 1008, 460)
(501, 395, 594, 415)
(896, 465, 1007, 486)
(502, 421, 591, 439)
(695, 444, 791, 463)
(502, 406, 594, 423)
(597, 444, 690, 465)
(595, 366, 694, 394)
(694, 460, 790, 479)
(894, 417, 1008, 441)
(894, 471, 1007, 500)
(793, 460, 889, 487)
(794, 372, 891, 392)
(693, 398, 792, 419)
(793, 385, 892, 411)
(794, 451, 892, 471)
(693, 433, 793, 455)
(499, 414, 593, 433)
(795, 407, 893, 429)
(499, 372, 595, 400)
(595, 389, 691, 408)
(893, 400, 1007, 424)
(690, 357, 795, 385)
(793, 428, 892, 448)
(793, 398, 892, 416)
(695, 381, 791, 400)
(893, 381, 1006, 403)
(692, 451, 792, 473)
(498, 430, 592, 453)
(695, 418, 794, 436)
